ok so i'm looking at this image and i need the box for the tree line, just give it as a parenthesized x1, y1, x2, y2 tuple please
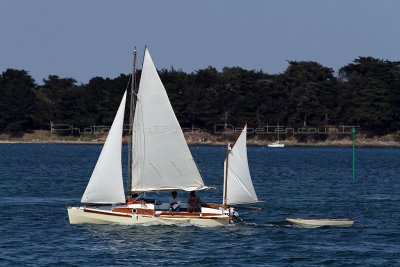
(0, 56, 399, 138)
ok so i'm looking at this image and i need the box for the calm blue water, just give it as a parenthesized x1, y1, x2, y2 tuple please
(0, 144, 399, 266)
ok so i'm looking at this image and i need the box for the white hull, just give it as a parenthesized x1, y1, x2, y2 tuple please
(286, 218, 354, 227)
(268, 142, 284, 148)
(67, 206, 231, 227)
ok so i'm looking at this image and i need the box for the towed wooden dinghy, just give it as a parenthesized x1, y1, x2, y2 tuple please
(286, 218, 354, 227)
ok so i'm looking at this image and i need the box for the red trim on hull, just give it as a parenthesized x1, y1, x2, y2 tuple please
(84, 209, 131, 218)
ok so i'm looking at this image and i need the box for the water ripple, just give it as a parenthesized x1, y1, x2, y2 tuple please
(0, 144, 399, 266)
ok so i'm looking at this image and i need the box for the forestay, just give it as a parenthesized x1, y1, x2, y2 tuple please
(223, 125, 258, 205)
(81, 91, 127, 203)
(131, 48, 205, 192)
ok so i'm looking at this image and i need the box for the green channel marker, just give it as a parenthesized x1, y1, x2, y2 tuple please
(352, 127, 356, 181)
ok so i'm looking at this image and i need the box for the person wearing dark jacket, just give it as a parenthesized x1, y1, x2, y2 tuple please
(187, 191, 202, 213)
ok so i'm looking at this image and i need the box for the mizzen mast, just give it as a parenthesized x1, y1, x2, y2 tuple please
(127, 48, 137, 198)
(223, 142, 230, 208)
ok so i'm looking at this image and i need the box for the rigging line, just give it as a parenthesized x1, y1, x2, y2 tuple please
(223, 143, 230, 208)
(129, 47, 146, 193)
(138, 48, 147, 192)
(140, 95, 146, 190)
(124, 74, 132, 91)
(123, 70, 132, 194)
(131, 98, 144, 189)
(127, 48, 137, 195)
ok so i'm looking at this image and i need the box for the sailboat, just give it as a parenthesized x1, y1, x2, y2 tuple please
(67, 47, 258, 227)
(223, 125, 258, 206)
(268, 123, 285, 148)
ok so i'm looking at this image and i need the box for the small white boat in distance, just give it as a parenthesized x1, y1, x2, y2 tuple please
(267, 141, 284, 148)
(286, 218, 354, 227)
(268, 123, 284, 147)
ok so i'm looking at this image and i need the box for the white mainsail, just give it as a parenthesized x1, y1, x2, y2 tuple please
(81, 91, 127, 203)
(131, 48, 205, 192)
(223, 125, 258, 205)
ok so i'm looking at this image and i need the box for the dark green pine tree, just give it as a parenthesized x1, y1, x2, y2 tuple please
(35, 75, 78, 130)
(338, 57, 395, 134)
(0, 69, 37, 135)
(283, 61, 337, 128)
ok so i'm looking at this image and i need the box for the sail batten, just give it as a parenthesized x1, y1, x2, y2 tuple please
(223, 125, 258, 205)
(81, 91, 127, 204)
(131, 48, 205, 192)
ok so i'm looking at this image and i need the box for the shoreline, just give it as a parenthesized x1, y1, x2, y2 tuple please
(1, 139, 399, 148)
(0, 130, 399, 147)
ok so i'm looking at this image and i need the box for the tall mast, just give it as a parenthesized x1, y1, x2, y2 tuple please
(223, 142, 230, 208)
(127, 48, 137, 197)
(277, 122, 280, 143)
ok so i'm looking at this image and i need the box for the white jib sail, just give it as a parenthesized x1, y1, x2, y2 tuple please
(81, 91, 127, 203)
(131, 48, 205, 192)
(223, 125, 258, 205)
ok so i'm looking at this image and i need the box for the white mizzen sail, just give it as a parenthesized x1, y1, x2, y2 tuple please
(223, 125, 258, 205)
(131, 48, 205, 192)
(81, 91, 127, 203)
